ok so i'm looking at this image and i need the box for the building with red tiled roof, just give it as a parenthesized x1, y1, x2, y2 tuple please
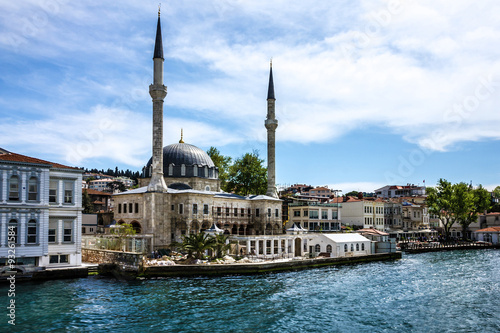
(0, 148, 83, 271)
(474, 226, 500, 245)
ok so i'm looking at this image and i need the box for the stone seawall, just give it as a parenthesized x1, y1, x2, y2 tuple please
(136, 252, 402, 278)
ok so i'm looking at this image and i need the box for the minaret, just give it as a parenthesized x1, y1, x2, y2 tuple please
(147, 8, 168, 192)
(265, 60, 278, 198)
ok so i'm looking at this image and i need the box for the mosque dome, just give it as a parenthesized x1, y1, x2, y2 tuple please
(143, 142, 218, 179)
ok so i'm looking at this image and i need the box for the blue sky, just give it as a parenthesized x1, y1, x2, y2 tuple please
(1, 0, 499, 193)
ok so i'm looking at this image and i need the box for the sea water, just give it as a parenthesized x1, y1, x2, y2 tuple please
(2, 249, 499, 332)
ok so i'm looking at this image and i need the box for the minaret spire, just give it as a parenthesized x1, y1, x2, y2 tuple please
(265, 59, 278, 198)
(148, 10, 168, 192)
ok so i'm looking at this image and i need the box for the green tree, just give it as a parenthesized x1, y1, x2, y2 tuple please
(426, 179, 455, 240)
(82, 189, 93, 214)
(212, 234, 232, 259)
(207, 146, 232, 191)
(181, 233, 216, 260)
(106, 181, 126, 193)
(458, 184, 491, 240)
(110, 223, 136, 251)
(226, 150, 267, 196)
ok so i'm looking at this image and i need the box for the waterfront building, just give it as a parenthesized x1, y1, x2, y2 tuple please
(400, 200, 430, 231)
(306, 233, 372, 257)
(287, 199, 341, 232)
(112, 11, 282, 250)
(0, 148, 83, 271)
(88, 178, 114, 192)
(474, 226, 500, 245)
(383, 199, 403, 230)
(340, 196, 385, 231)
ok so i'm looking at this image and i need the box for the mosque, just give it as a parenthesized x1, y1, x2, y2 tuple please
(112, 11, 282, 250)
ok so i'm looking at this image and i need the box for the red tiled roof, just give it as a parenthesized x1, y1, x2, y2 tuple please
(475, 227, 500, 233)
(0, 149, 79, 170)
(83, 188, 111, 196)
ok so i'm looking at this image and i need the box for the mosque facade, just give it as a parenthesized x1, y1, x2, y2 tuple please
(112, 12, 282, 250)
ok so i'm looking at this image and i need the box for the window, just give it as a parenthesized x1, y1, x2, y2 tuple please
(294, 211, 300, 217)
(193, 166, 198, 177)
(203, 204, 209, 215)
(8, 219, 18, 244)
(309, 210, 319, 219)
(234, 208, 238, 217)
(356, 243, 360, 251)
(64, 182, 73, 204)
(49, 255, 68, 264)
(48, 220, 57, 243)
(118, 204, 122, 214)
(168, 164, 173, 176)
(255, 209, 260, 217)
(225, 208, 229, 216)
(135, 203, 139, 213)
(344, 244, 348, 252)
(361, 243, 365, 251)
(248, 208, 251, 216)
(241, 208, 245, 216)
(27, 219, 37, 244)
(63, 221, 73, 242)
(82, 227, 86, 234)
(332, 211, 338, 220)
(267, 208, 271, 217)
(171, 205, 175, 211)
(326, 245, 332, 253)
(124, 204, 127, 213)
(275, 209, 279, 218)
(28, 177, 38, 201)
(129, 203, 133, 213)
(351, 244, 354, 252)
(303, 210, 308, 216)
(181, 164, 186, 176)
(217, 207, 221, 216)
(193, 204, 198, 215)
(9, 176, 19, 201)
(322, 211, 328, 219)
(179, 204, 184, 214)
(315, 244, 321, 252)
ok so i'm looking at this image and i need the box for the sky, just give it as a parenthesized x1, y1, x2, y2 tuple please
(0, 0, 499, 193)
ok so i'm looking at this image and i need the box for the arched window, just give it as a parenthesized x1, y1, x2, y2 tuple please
(356, 243, 360, 251)
(28, 177, 39, 201)
(344, 244, 348, 252)
(8, 219, 18, 244)
(193, 165, 198, 177)
(27, 219, 37, 244)
(361, 243, 365, 251)
(351, 244, 354, 252)
(168, 164, 173, 176)
(326, 245, 332, 253)
(315, 244, 321, 252)
(204, 166, 208, 177)
(9, 175, 20, 201)
(181, 164, 186, 176)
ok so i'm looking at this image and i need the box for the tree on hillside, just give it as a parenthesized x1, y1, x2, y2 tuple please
(207, 146, 232, 192)
(226, 150, 267, 196)
(106, 181, 126, 193)
(426, 179, 455, 240)
(344, 190, 360, 197)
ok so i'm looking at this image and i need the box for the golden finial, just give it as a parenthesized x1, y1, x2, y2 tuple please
(158, 3, 161, 17)
(270, 57, 272, 68)
(179, 128, 184, 143)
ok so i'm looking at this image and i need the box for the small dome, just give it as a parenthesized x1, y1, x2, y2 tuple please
(144, 142, 218, 179)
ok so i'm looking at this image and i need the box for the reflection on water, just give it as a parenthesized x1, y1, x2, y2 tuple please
(2, 249, 500, 332)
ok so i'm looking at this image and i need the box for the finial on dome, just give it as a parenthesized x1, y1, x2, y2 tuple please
(179, 128, 184, 143)
(158, 3, 161, 17)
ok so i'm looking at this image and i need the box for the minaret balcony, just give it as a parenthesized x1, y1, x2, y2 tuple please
(149, 84, 167, 100)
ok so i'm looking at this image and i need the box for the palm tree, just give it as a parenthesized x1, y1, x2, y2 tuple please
(181, 233, 216, 260)
(212, 234, 232, 259)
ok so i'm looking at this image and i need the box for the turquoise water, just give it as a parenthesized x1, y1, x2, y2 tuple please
(2, 250, 500, 332)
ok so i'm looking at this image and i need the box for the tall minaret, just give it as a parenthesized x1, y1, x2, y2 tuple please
(265, 60, 278, 198)
(147, 8, 168, 192)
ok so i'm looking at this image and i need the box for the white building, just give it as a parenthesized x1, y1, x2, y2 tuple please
(307, 233, 372, 257)
(340, 197, 385, 231)
(375, 185, 426, 198)
(474, 227, 500, 245)
(0, 148, 83, 271)
(88, 178, 114, 192)
(287, 200, 341, 232)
